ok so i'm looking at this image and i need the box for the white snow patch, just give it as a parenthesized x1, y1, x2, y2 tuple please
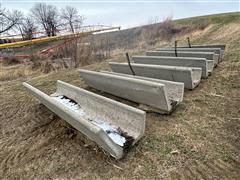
(91, 118, 126, 146)
(52, 95, 126, 146)
(53, 95, 86, 116)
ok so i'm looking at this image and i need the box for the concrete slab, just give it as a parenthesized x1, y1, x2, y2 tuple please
(109, 62, 202, 89)
(132, 55, 213, 78)
(23, 81, 146, 159)
(79, 69, 184, 113)
(155, 47, 222, 62)
(146, 51, 219, 66)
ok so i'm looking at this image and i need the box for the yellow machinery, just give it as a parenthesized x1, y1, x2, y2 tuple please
(0, 26, 120, 49)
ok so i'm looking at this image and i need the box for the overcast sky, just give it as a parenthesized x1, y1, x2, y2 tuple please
(1, 0, 239, 28)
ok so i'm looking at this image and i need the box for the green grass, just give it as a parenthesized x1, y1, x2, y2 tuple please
(175, 12, 240, 25)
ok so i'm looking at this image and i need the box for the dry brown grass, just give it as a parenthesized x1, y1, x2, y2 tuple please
(92, 16, 210, 52)
(0, 13, 240, 179)
(0, 63, 28, 81)
(1, 44, 239, 179)
(0, 15, 210, 80)
(51, 37, 109, 68)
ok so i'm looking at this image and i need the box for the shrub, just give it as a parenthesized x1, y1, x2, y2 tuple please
(2, 56, 22, 66)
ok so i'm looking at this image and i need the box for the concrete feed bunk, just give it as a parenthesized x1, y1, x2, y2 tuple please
(23, 81, 146, 159)
(178, 44, 226, 60)
(155, 47, 222, 62)
(146, 51, 219, 67)
(189, 44, 225, 50)
(79, 69, 184, 114)
(102, 71, 184, 104)
(132, 55, 213, 78)
(109, 62, 202, 90)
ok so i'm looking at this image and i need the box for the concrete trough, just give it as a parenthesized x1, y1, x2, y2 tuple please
(155, 47, 222, 62)
(179, 44, 226, 60)
(132, 55, 213, 78)
(186, 44, 225, 50)
(79, 69, 184, 114)
(23, 81, 146, 159)
(109, 62, 202, 89)
(146, 51, 219, 67)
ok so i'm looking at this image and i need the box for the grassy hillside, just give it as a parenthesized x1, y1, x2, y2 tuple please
(0, 12, 239, 179)
(176, 12, 240, 25)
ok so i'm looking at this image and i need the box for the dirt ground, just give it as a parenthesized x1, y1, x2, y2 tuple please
(0, 17, 240, 179)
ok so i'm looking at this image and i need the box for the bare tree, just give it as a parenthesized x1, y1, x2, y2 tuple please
(16, 17, 37, 40)
(61, 6, 84, 33)
(0, 3, 23, 34)
(31, 3, 60, 37)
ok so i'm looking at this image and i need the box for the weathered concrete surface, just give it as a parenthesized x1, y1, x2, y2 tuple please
(187, 44, 225, 50)
(23, 81, 146, 159)
(179, 44, 226, 60)
(206, 60, 214, 74)
(146, 51, 219, 66)
(132, 55, 213, 78)
(155, 47, 222, 62)
(109, 62, 202, 89)
(102, 71, 184, 105)
(79, 69, 184, 113)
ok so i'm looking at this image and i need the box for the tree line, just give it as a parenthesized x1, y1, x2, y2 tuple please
(0, 3, 85, 40)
